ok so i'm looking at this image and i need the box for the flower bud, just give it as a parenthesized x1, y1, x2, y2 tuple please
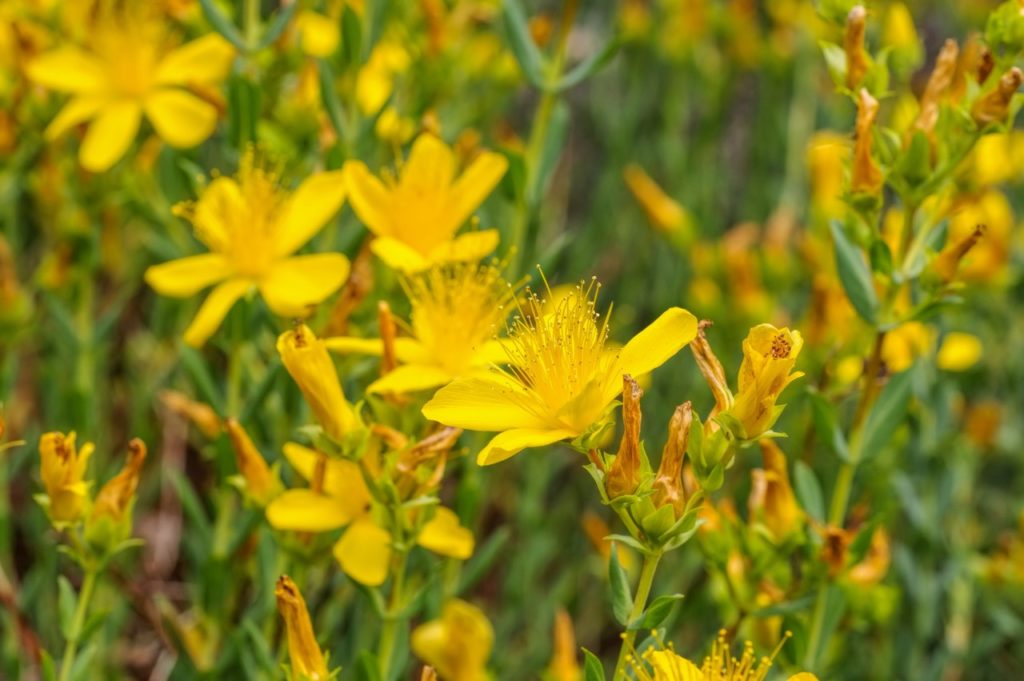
(852, 88, 883, 194)
(747, 440, 802, 541)
(623, 164, 692, 236)
(225, 419, 281, 506)
(412, 599, 494, 681)
(972, 67, 1024, 127)
(546, 609, 581, 681)
(276, 575, 329, 681)
(652, 402, 694, 517)
(605, 375, 643, 499)
(726, 325, 804, 440)
(278, 324, 358, 443)
(39, 432, 94, 525)
(844, 6, 870, 89)
(690, 321, 732, 415)
(159, 390, 222, 439)
(91, 438, 147, 524)
(913, 39, 959, 136)
(932, 224, 985, 283)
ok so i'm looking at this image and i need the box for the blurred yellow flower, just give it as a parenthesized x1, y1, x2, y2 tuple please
(39, 431, 93, 525)
(944, 190, 1014, 282)
(275, 575, 329, 681)
(27, 8, 234, 171)
(806, 131, 849, 218)
(267, 443, 473, 586)
(748, 440, 802, 541)
(623, 164, 693, 236)
(412, 599, 493, 681)
(278, 325, 359, 443)
(327, 260, 515, 394)
(546, 609, 581, 681)
(971, 132, 1024, 186)
(345, 133, 507, 273)
(726, 324, 804, 440)
(144, 155, 350, 346)
(881, 321, 932, 373)
(423, 279, 697, 464)
(937, 332, 983, 372)
(355, 40, 410, 115)
(294, 10, 340, 58)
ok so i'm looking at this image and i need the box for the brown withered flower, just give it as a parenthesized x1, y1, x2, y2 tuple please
(606, 375, 643, 498)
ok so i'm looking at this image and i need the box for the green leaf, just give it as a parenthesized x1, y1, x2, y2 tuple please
(629, 594, 684, 630)
(608, 544, 633, 626)
(583, 648, 607, 681)
(556, 38, 620, 91)
(40, 650, 57, 681)
(793, 461, 826, 522)
(239, 359, 282, 423)
(58, 576, 78, 640)
(830, 220, 880, 325)
(856, 367, 914, 462)
(809, 391, 851, 463)
(753, 594, 815, 617)
(257, 1, 299, 50)
(458, 526, 511, 593)
(179, 345, 226, 416)
(353, 650, 382, 681)
(341, 6, 362, 66)
(318, 60, 348, 141)
(502, 0, 547, 88)
(528, 101, 569, 207)
(870, 239, 894, 277)
(819, 41, 847, 89)
(199, 0, 247, 51)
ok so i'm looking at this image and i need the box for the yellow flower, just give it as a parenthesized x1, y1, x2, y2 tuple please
(275, 575, 330, 681)
(27, 7, 234, 171)
(355, 39, 410, 115)
(344, 133, 508, 273)
(412, 599, 493, 681)
(266, 444, 473, 586)
(881, 321, 932, 373)
(278, 325, 359, 444)
(635, 631, 817, 681)
(422, 279, 698, 465)
(293, 10, 340, 58)
(971, 132, 1024, 186)
(144, 154, 350, 347)
(943, 189, 1014, 282)
(805, 131, 849, 218)
(39, 431, 93, 524)
(326, 260, 515, 394)
(937, 332, 983, 372)
(546, 609, 581, 681)
(725, 325, 803, 440)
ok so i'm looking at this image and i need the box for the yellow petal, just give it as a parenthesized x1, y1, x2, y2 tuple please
(324, 336, 430, 364)
(27, 48, 107, 93)
(477, 427, 577, 465)
(282, 443, 371, 514)
(474, 338, 513, 365)
(646, 650, 701, 680)
(183, 278, 251, 347)
(79, 100, 142, 172)
(155, 34, 235, 85)
(144, 89, 218, 148)
(344, 160, 393, 237)
(266, 489, 354, 532)
(192, 176, 244, 250)
(787, 675, 820, 681)
(368, 364, 454, 394)
(427, 230, 500, 266)
(259, 253, 350, 317)
(275, 170, 347, 256)
(937, 332, 982, 372)
(403, 134, 456, 193)
(607, 307, 698, 402)
(371, 237, 431, 272)
(295, 10, 341, 58)
(417, 507, 474, 559)
(445, 150, 508, 234)
(422, 375, 549, 432)
(144, 253, 232, 297)
(334, 518, 393, 586)
(45, 96, 107, 140)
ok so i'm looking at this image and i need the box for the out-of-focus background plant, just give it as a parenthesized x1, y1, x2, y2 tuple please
(1, 0, 1022, 679)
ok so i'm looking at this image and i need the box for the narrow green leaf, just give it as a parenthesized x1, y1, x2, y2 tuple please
(583, 648, 607, 681)
(257, 1, 299, 50)
(198, 0, 247, 51)
(557, 38, 620, 91)
(856, 367, 914, 461)
(608, 544, 633, 626)
(809, 391, 851, 463)
(528, 101, 569, 207)
(629, 594, 684, 631)
(179, 345, 226, 416)
(830, 220, 879, 324)
(58, 576, 77, 640)
(502, 0, 547, 88)
(318, 60, 347, 141)
(793, 461, 826, 522)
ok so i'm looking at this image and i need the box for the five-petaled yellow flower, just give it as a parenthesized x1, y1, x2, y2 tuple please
(144, 154, 350, 347)
(326, 260, 516, 394)
(412, 599, 494, 681)
(636, 631, 818, 681)
(27, 6, 234, 172)
(344, 133, 508, 272)
(423, 278, 698, 465)
(726, 324, 804, 440)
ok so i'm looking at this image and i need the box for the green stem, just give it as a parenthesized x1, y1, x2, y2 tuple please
(611, 551, 662, 681)
(243, 0, 260, 48)
(58, 569, 99, 681)
(377, 549, 409, 681)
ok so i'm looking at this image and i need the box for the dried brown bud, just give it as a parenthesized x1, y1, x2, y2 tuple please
(690, 321, 732, 415)
(91, 439, 147, 523)
(972, 67, 1024, 127)
(844, 6, 870, 90)
(932, 224, 985, 283)
(159, 390, 222, 439)
(378, 300, 399, 375)
(852, 88, 883, 194)
(652, 403, 694, 516)
(605, 375, 643, 498)
(977, 48, 995, 85)
(914, 39, 960, 136)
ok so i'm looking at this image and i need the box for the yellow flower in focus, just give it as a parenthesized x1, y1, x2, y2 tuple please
(623, 164, 693, 236)
(726, 325, 804, 440)
(275, 575, 329, 681)
(881, 321, 932, 373)
(278, 325, 359, 443)
(937, 332, 983, 372)
(144, 154, 350, 347)
(412, 599, 493, 681)
(294, 10, 340, 58)
(39, 431, 93, 525)
(27, 7, 234, 171)
(345, 133, 508, 272)
(266, 444, 473, 586)
(327, 260, 515, 394)
(634, 630, 817, 681)
(423, 279, 698, 464)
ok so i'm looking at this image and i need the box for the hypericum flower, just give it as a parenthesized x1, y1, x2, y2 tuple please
(326, 260, 516, 394)
(633, 631, 817, 681)
(423, 278, 698, 465)
(344, 133, 508, 272)
(275, 575, 329, 681)
(936, 332, 983, 372)
(144, 155, 350, 347)
(39, 431, 94, 525)
(27, 6, 234, 172)
(278, 325, 359, 444)
(266, 443, 473, 586)
(412, 599, 494, 681)
(724, 324, 804, 440)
